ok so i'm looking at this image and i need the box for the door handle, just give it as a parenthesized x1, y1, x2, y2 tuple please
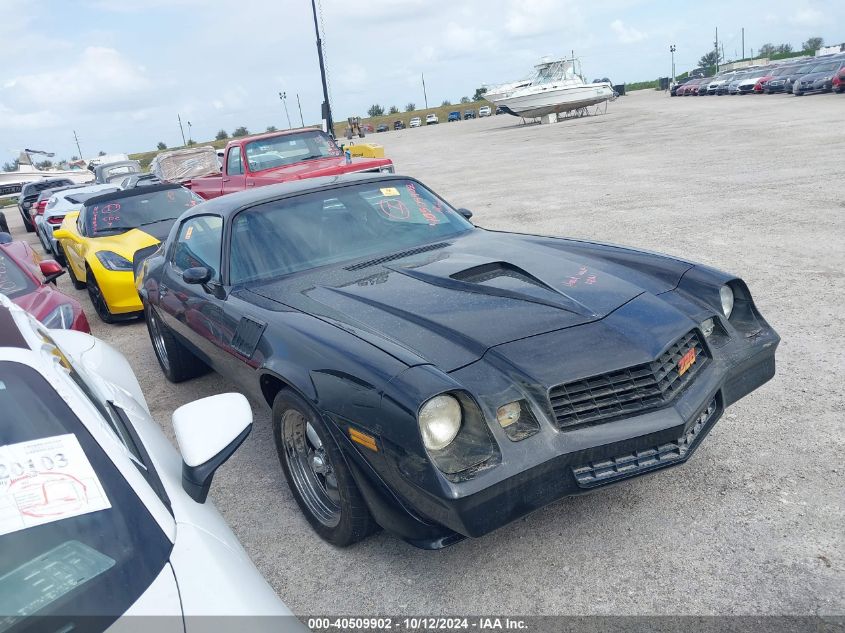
(222, 178, 231, 183)
(246, 181, 255, 187)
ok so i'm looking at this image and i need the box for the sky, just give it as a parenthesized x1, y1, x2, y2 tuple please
(1, 0, 842, 165)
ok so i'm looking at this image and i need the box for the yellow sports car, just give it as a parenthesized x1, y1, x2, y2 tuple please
(54, 184, 201, 323)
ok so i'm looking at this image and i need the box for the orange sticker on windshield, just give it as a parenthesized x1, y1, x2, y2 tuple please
(185, 226, 193, 240)
(380, 187, 400, 196)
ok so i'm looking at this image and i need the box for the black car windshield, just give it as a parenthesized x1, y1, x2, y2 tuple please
(809, 62, 837, 73)
(244, 130, 342, 172)
(229, 179, 474, 283)
(0, 361, 171, 627)
(86, 187, 201, 236)
(0, 250, 38, 299)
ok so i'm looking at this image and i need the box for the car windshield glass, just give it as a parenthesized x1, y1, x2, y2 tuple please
(0, 361, 172, 626)
(229, 179, 473, 283)
(0, 250, 38, 299)
(86, 188, 201, 236)
(809, 62, 837, 72)
(243, 130, 342, 172)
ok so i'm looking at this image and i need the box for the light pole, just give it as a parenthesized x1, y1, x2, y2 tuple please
(279, 91, 292, 129)
(311, 0, 334, 135)
(669, 45, 676, 86)
(297, 93, 304, 127)
(177, 114, 186, 146)
(187, 121, 192, 144)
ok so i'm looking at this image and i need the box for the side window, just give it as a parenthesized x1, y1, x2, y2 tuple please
(171, 215, 223, 278)
(226, 147, 243, 176)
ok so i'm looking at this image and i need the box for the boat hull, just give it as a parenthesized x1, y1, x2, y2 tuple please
(492, 84, 614, 118)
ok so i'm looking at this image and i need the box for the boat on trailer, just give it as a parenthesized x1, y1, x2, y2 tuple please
(487, 58, 614, 119)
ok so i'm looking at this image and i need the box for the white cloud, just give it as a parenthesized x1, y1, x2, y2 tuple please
(610, 19, 647, 44)
(790, 6, 823, 26)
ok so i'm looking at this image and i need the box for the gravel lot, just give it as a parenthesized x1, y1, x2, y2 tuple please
(3, 89, 843, 616)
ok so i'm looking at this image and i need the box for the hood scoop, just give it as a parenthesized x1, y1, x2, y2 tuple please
(394, 261, 596, 317)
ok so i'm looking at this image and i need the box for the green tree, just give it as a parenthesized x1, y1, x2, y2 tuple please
(404, 102, 416, 112)
(802, 37, 823, 51)
(367, 104, 385, 117)
(698, 50, 721, 68)
(157, 141, 167, 150)
(388, 105, 399, 114)
(35, 160, 53, 170)
(473, 87, 487, 101)
(187, 139, 196, 146)
(1, 159, 20, 172)
(441, 99, 451, 106)
(266, 125, 278, 133)
(775, 43, 793, 54)
(215, 129, 229, 140)
(460, 96, 470, 104)
(232, 126, 249, 137)
(758, 43, 776, 57)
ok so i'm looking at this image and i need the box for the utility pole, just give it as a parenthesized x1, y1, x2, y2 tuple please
(421, 73, 428, 109)
(715, 27, 720, 72)
(311, 0, 334, 136)
(187, 121, 192, 144)
(279, 92, 292, 129)
(742, 27, 745, 60)
(177, 114, 186, 146)
(297, 94, 304, 127)
(670, 45, 676, 85)
(73, 130, 83, 158)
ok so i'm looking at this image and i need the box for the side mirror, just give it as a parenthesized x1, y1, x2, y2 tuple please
(173, 393, 252, 503)
(457, 208, 473, 220)
(183, 266, 212, 285)
(39, 259, 66, 285)
(52, 228, 72, 240)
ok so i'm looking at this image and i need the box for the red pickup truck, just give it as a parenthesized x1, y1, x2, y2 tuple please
(186, 128, 394, 200)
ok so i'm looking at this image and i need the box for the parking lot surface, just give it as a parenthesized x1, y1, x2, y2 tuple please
(5, 89, 843, 616)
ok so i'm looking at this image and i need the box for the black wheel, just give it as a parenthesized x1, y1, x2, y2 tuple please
(64, 254, 86, 289)
(0, 212, 8, 234)
(19, 208, 35, 232)
(87, 269, 116, 324)
(37, 226, 52, 256)
(272, 389, 377, 546)
(144, 303, 208, 382)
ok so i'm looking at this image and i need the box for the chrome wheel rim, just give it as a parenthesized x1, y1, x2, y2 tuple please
(281, 409, 341, 527)
(147, 310, 170, 372)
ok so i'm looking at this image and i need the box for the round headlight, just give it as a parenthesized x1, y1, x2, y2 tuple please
(419, 394, 462, 451)
(720, 285, 734, 319)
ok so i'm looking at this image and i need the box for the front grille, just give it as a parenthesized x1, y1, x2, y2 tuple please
(572, 398, 717, 487)
(549, 330, 707, 429)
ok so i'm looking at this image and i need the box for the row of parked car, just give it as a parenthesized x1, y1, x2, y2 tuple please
(671, 53, 845, 97)
(373, 105, 497, 131)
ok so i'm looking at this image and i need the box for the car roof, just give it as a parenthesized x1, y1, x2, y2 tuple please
(232, 127, 323, 145)
(182, 173, 413, 220)
(82, 182, 185, 207)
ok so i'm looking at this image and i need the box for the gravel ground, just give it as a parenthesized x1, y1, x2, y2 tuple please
(3, 88, 843, 616)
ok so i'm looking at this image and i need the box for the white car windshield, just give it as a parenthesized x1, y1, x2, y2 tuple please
(0, 361, 172, 628)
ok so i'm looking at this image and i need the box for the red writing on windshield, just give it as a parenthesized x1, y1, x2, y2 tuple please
(405, 183, 439, 226)
(90, 202, 122, 233)
(378, 198, 410, 220)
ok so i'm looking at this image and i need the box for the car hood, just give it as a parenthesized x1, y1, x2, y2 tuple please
(250, 231, 693, 371)
(251, 156, 391, 181)
(11, 284, 68, 320)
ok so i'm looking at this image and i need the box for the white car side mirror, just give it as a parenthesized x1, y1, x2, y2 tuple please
(173, 393, 252, 503)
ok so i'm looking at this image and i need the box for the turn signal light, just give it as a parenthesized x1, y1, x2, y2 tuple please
(349, 427, 378, 452)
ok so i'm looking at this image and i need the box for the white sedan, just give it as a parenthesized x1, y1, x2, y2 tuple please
(425, 113, 439, 125)
(409, 116, 422, 128)
(0, 296, 301, 631)
(37, 184, 119, 260)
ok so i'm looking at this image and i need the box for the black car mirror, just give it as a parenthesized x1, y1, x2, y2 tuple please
(183, 266, 212, 285)
(457, 208, 474, 220)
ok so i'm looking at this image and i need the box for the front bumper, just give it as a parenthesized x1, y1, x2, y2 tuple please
(96, 268, 144, 314)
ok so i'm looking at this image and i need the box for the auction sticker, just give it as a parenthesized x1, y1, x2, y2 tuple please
(379, 187, 400, 196)
(0, 434, 111, 536)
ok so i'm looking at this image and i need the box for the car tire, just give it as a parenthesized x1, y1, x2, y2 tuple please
(19, 208, 35, 233)
(0, 212, 8, 234)
(144, 303, 209, 382)
(64, 253, 86, 289)
(795, 91, 803, 96)
(87, 268, 117, 324)
(272, 389, 377, 547)
(37, 227, 52, 255)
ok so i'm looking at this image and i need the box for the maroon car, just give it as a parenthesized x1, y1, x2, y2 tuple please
(0, 233, 90, 332)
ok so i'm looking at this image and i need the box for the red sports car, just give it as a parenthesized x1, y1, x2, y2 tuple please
(833, 67, 845, 93)
(0, 233, 90, 332)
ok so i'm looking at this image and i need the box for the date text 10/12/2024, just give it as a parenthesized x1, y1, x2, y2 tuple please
(307, 617, 528, 631)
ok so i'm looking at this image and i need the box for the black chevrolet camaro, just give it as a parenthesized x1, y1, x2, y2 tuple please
(136, 174, 779, 548)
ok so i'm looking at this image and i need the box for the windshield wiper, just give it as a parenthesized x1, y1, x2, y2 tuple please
(137, 217, 178, 227)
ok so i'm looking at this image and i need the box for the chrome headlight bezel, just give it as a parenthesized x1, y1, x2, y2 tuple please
(418, 394, 462, 451)
(720, 284, 735, 319)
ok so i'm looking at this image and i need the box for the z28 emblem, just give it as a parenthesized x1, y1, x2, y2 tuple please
(678, 348, 697, 376)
